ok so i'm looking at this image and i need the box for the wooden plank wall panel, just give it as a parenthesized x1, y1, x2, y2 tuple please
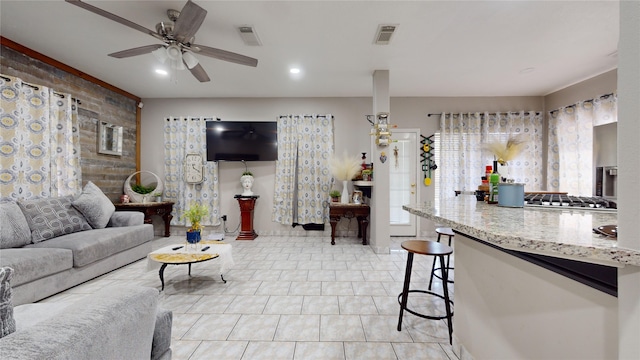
(1, 43, 139, 202)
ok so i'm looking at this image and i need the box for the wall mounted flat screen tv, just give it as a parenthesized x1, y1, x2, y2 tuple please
(206, 121, 278, 161)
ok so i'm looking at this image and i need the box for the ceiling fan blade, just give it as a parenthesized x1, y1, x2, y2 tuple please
(65, 0, 162, 41)
(108, 44, 164, 58)
(188, 63, 211, 82)
(190, 44, 258, 67)
(173, 0, 207, 43)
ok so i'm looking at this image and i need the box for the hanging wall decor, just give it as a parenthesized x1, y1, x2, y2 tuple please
(420, 134, 437, 186)
(371, 112, 398, 147)
(393, 146, 399, 168)
(380, 151, 387, 164)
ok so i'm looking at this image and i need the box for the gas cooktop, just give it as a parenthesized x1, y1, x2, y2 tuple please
(524, 194, 617, 211)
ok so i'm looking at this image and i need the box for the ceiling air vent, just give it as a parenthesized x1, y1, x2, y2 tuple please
(238, 26, 262, 46)
(374, 24, 398, 45)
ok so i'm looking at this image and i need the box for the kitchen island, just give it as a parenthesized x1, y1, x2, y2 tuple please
(404, 197, 640, 360)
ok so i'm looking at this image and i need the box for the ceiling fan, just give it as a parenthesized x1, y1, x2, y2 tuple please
(65, 0, 258, 82)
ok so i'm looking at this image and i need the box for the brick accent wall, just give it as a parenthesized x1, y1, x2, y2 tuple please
(1, 44, 138, 202)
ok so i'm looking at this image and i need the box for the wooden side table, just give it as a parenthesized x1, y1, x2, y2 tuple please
(234, 195, 259, 240)
(329, 203, 370, 245)
(114, 201, 174, 237)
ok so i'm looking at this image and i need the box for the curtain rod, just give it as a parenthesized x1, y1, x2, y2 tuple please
(0, 75, 82, 104)
(427, 111, 540, 117)
(165, 117, 220, 121)
(279, 114, 334, 119)
(548, 93, 615, 114)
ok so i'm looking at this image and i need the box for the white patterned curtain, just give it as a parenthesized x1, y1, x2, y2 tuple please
(547, 95, 616, 196)
(0, 75, 81, 201)
(273, 114, 334, 225)
(164, 117, 220, 227)
(438, 111, 543, 200)
(272, 116, 299, 224)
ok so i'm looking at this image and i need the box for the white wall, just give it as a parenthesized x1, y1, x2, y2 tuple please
(544, 70, 617, 111)
(617, 1, 640, 358)
(140, 96, 541, 236)
(594, 123, 617, 167)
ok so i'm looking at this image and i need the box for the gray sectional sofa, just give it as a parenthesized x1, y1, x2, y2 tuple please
(0, 182, 155, 305)
(0, 272, 172, 360)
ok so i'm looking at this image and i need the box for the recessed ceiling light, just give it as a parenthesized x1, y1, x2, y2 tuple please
(155, 69, 168, 75)
(290, 68, 301, 74)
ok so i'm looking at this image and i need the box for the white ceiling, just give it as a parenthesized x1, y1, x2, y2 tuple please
(1, 0, 619, 99)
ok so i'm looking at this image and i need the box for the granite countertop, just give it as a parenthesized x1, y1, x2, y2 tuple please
(403, 196, 640, 267)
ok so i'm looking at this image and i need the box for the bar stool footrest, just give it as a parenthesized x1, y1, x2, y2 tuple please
(397, 290, 454, 320)
(433, 267, 455, 284)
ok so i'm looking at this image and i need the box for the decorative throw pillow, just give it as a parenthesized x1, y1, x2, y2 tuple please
(18, 196, 92, 243)
(0, 202, 32, 249)
(72, 181, 116, 229)
(0, 267, 16, 338)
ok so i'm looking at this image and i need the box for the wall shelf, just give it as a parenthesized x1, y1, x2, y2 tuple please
(353, 181, 373, 199)
(353, 181, 373, 187)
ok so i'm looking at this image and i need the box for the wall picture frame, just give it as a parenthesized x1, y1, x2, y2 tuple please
(98, 121, 123, 156)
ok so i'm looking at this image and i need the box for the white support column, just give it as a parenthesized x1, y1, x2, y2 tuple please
(369, 70, 390, 253)
(618, 1, 640, 359)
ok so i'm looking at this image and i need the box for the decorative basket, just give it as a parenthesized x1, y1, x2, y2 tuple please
(124, 171, 163, 203)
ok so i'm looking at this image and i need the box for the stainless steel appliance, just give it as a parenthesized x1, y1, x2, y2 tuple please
(595, 166, 618, 199)
(524, 193, 617, 212)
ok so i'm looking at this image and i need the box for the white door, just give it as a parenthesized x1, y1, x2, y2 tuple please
(389, 129, 419, 236)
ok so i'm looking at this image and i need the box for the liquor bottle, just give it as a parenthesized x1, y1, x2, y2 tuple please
(489, 161, 500, 204)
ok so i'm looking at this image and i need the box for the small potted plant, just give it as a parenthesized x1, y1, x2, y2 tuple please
(329, 190, 341, 202)
(131, 183, 155, 203)
(152, 191, 163, 202)
(361, 169, 373, 181)
(181, 202, 209, 244)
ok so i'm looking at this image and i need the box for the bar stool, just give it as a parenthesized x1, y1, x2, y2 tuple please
(397, 240, 453, 344)
(429, 227, 455, 291)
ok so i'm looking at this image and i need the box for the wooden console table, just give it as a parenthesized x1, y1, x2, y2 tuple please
(234, 195, 259, 240)
(329, 203, 370, 245)
(114, 201, 174, 237)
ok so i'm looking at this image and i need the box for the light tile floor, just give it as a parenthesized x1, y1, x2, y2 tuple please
(43, 235, 457, 360)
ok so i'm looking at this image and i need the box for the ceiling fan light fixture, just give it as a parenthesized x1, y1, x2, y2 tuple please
(172, 58, 186, 71)
(182, 51, 199, 69)
(166, 44, 182, 61)
(152, 47, 168, 64)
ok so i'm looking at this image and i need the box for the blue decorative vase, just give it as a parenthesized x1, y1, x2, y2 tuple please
(186, 230, 201, 244)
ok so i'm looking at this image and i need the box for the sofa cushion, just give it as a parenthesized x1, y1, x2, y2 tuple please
(72, 181, 115, 229)
(107, 211, 145, 227)
(0, 248, 73, 287)
(18, 196, 91, 243)
(0, 267, 16, 339)
(0, 202, 31, 249)
(14, 302, 72, 332)
(26, 225, 152, 267)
